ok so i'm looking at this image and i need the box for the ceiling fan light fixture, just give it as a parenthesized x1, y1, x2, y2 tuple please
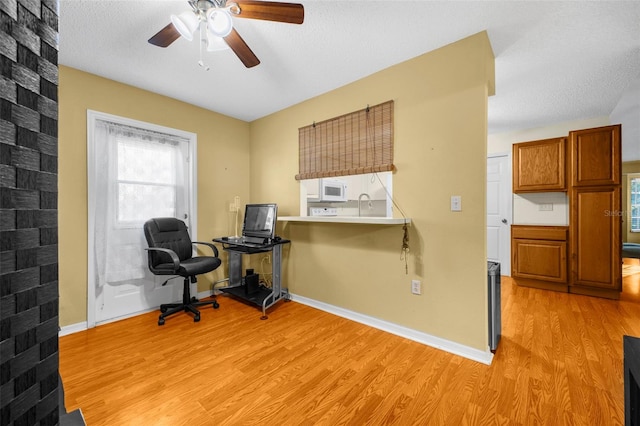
(171, 11, 199, 41)
(206, 8, 233, 38)
(206, 30, 230, 52)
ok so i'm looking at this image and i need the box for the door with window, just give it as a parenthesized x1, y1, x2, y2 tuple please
(88, 111, 197, 326)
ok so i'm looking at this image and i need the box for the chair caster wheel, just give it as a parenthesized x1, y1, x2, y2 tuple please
(213, 301, 220, 309)
(191, 297, 198, 303)
(158, 318, 165, 326)
(194, 315, 200, 322)
(160, 307, 168, 313)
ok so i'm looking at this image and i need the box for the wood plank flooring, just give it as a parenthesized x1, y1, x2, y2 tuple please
(59, 275, 640, 425)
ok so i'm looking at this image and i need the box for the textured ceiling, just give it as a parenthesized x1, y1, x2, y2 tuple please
(59, 1, 640, 160)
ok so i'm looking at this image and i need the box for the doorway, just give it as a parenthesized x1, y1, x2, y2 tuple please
(87, 110, 197, 327)
(487, 153, 512, 275)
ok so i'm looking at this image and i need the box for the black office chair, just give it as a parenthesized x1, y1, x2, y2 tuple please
(143, 217, 222, 325)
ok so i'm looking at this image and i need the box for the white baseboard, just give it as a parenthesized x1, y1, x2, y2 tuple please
(59, 321, 88, 336)
(60, 292, 217, 337)
(290, 294, 494, 365)
(59, 308, 156, 336)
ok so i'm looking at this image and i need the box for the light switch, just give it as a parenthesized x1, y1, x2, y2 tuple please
(451, 195, 462, 212)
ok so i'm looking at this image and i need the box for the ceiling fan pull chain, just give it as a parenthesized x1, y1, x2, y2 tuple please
(198, 22, 210, 71)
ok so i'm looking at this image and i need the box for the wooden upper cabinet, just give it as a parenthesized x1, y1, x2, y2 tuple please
(513, 137, 566, 193)
(570, 124, 621, 187)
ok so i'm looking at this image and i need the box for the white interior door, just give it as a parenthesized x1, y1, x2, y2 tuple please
(487, 154, 511, 275)
(88, 111, 197, 327)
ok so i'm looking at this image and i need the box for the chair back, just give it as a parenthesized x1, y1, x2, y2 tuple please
(143, 218, 193, 270)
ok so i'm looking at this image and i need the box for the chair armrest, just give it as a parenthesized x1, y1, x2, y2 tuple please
(145, 247, 180, 271)
(192, 241, 219, 258)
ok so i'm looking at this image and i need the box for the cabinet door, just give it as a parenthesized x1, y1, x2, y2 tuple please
(367, 173, 387, 200)
(512, 238, 567, 282)
(345, 175, 365, 201)
(303, 179, 320, 200)
(570, 186, 621, 290)
(513, 137, 566, 192)
(570, 125, 621, 187)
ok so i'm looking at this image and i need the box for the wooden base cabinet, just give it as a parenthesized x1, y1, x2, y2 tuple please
(512, 225, 568, 292)
(569, 186, 622, 299)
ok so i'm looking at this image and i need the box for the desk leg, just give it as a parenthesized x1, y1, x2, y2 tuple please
(229, 252, 243, 287)
(259, 245, 286, 320)
(272, 244, 283, 297)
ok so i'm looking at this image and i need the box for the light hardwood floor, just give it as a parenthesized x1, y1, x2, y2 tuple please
(60, 274, 640, 425)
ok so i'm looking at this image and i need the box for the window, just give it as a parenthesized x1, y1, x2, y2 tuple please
(91, 117, 191, 228)
(297, 101, 396, 218)
(300, 172, 393, 218)
(631, 175, 640, 232)
(87, 110, 197, 326)
(116, 136, 182, 224)
(296, 100, 394, 180)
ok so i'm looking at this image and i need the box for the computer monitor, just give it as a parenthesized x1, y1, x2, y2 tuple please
(242, 203, 277, 240)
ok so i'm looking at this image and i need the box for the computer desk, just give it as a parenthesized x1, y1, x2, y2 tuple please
(212, 237, 290, 319)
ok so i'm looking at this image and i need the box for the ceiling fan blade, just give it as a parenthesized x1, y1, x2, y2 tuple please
(224, 28, 261, 68)
(148, 23, 181, 47)
(233, 1, 304, 24)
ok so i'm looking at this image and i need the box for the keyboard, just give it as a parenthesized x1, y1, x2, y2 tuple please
(216, 236, 270, 249)
(226, 237, 263, 246)
(238, 242, 263, 248)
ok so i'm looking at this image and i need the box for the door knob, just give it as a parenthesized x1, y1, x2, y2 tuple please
(501, 218, 508, 224)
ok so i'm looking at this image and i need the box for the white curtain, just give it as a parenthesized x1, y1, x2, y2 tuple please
(93, 120, 188, 287)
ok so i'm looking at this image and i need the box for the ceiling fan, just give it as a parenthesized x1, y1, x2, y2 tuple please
(148, 0, 304, 68)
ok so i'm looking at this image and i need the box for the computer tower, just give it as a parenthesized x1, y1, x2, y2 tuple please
(244, 272, 260, 295)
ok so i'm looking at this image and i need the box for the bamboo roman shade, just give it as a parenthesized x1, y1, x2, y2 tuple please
(295, 100, 394, 180)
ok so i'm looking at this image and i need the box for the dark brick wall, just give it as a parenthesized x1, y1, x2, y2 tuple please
(0, 0, 59, 424)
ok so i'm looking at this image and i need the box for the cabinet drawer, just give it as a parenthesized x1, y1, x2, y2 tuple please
(511, 225, 568, 241)
(512, 239, 567, 283)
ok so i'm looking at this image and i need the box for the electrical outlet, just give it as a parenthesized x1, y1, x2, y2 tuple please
(451, 195, 462, 212)
(411, 280, 421, 295)
(539, 203, 553, 211)
(229, 203, 236, 212)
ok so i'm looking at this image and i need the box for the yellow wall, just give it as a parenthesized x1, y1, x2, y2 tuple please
(250, 32, 495, 350)
(59, 32, 495, 351)
(623, 161, 640, 243)
(59, 66, 251, 326)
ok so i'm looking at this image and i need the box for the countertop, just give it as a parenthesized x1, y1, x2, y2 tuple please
(278, 216, 411, 225)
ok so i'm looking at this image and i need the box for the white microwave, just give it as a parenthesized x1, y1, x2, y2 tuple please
(307, 178, 348, 202)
